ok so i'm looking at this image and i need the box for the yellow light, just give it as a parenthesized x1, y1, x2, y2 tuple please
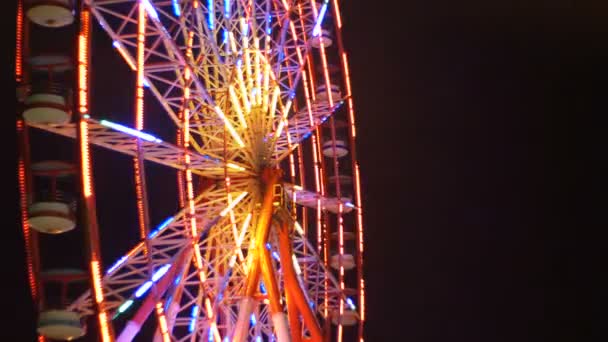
(228, 85, 247, 128)
(227, 162, 246, 171)
(294, 221, 304, 235)
(236, 64, 251, 113)
(114, 42, 137, 71)
(292, 255, 301, 275)
(213, 106, 245, 147)
(228, 31, 238, 54)
(269, 86, 280, 117)
(254, 41, 261, 105)
(262, 62, 270, 112)
(219, 192, 248, 217)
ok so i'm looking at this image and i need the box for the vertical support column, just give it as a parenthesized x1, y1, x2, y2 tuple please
(76, 6, 114, 341)
(330, 0, 366, 340)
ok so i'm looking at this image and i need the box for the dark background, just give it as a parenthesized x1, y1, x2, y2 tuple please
(3, 0, 602, 340)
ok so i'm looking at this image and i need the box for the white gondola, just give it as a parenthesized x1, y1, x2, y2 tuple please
(322, 139, 349, 158)
(29, 201, 76, 234)
(23, 88, 70, 124)
(37, 310, 85, 340)
(26, 0, 74, 28)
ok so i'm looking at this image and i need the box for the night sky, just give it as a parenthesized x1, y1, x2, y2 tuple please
(4, 0, 603, 341)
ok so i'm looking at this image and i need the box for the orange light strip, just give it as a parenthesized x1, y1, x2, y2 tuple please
(15, 0, 23, 82)
(79, 9, 113, 340)
(331, 0, 343, 28)
(155, 302, 171, 342)
(17, 124, 37, 301)
(331, 1, 365, 338)
(341, 52, 356, 138)
(133, 2, 148, 241)
(135, 3, 146, 131)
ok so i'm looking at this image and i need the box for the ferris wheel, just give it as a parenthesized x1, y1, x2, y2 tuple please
(16, 0, 365, 341)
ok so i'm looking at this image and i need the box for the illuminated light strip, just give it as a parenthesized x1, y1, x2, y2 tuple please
(15, 0, 23, 81)
(98, 312, 112, 342)
(268, 86, 280, 118)
(148, 216, 175, 238)
(172, 0, 181, 16)
(254, 40, 261, 105)
(133, 0, 149, 247)
(312, 2, 328, 36)
(235, 60, 251, 113)
(17, 150, 38, 301)
(331, 0, 342, 28)
(300, 67, 315, 126)
(292, 255, 302, 275)
(99, 120, 163, 143)
(135, 3, 146, 131)
(228, 85, 247, 128)
(106, 242, 142, 275)
(78, 34, 88, 114)
(219, 191, 248, 217)
(189, 305, 199, 332)
(213, 106, 245, 147)
(273, 99, 293, 142)
(91, 260, 104, 304)
(112, 41, 136, 71)
(155, 302, 171, 342)
(118, 299, 134, 313)
(227, 162, 246, 171)
(80, 121, 92, 198)
(142, 0, 159, 19)
(207, 0, 214, 29)
(262, 60, 270, 112)
(341, 52, 356, 137)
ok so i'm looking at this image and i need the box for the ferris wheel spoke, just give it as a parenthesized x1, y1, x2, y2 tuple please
(87, 0, 222, 127)
(65, 182, 249, 318)
(26, 118, 253, 178)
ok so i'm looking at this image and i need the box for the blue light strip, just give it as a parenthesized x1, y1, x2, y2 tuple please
(189, 305, 199, 332)
(224, 0, 230, 18)
(148, 216, 175, 238)
(260, 282, 267, 295)
(106, 255, 128, 274)
(152, 264, 171, 281)
(207, 0, 214, 29)
(99, 119, 163, 143)
(272, 251, 280, 261)
(250, 313, 257, 326)
(208, 329, 214, 342)
(312, 3, 328, 36)
(135, 281, 153, 298)
(133, 264, 171, 297)
(346, 297, 356, 310)
(172, 0, 181, 16)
